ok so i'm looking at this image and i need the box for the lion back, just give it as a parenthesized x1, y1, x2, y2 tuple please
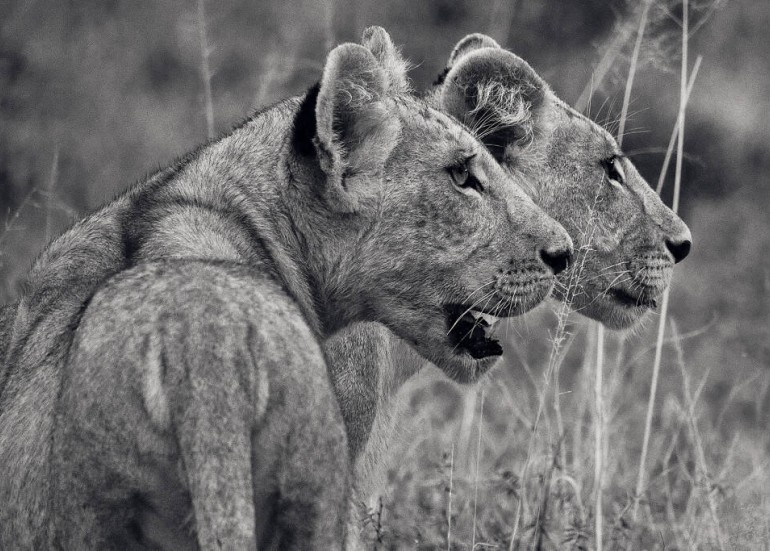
(51, 259, 349, 548)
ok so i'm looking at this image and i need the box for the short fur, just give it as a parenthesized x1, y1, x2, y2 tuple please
(0, 302, 16, 388)
(0, 34, 570, 549)
(54, 260, 349, 550)
(326, 29, 693, 546)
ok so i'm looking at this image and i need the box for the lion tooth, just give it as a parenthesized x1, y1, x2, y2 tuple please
(470, 310, 500, 327)
(480, 313, 501, 326)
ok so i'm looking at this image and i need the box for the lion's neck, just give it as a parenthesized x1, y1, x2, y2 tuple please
(277, 168, 372, 339)
(121, 97, 375, 341)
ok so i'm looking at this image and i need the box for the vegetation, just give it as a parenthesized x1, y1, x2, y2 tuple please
(2, 0, 768, 548)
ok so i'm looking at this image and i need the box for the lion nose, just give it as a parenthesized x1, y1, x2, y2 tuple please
(540, 245, 573, 275)
(666, 237, 691, 263)
(664, 218, 692, 263)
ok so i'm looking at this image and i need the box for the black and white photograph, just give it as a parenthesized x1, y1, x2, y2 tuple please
(0, 0, 767, 548)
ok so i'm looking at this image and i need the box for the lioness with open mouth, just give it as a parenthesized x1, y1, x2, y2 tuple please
(0, 31, 571, 549)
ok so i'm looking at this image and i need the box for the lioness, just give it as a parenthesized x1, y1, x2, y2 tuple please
(326, 28, 693, 542)
(0, 36, 572, 548)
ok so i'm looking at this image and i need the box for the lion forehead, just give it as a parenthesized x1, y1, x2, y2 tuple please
(391, 96, 481, 152)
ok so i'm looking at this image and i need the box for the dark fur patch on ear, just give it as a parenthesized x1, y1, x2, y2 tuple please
(484, 126, 520, 162)
(433, 67, 451, 87)
(292, 82, 321, 157)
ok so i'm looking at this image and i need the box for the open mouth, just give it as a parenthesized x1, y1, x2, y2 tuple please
(609, 287, 658, 309)
(444, 304, 504, 359)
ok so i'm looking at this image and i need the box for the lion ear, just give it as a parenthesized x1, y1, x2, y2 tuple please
(439, 48, 548, 162)
(446, 33, 501, 68)
(361, 26, 411, 94)
(314, 43, 401, 212)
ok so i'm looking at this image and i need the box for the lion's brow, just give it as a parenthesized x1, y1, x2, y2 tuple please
(452, 151, 477, 164)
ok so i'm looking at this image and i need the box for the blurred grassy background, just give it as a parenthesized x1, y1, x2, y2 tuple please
(1, 0, 769, 548)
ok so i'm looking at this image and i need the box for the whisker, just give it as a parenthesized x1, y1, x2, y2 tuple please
(445, 289, 498, 336)
(460, 280, 497, 305)
(579, 269, 632, 285)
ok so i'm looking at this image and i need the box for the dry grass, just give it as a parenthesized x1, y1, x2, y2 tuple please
(196, 0, 216, 140)
(365, 311, 768, 549)
(0, 1, 766, 550)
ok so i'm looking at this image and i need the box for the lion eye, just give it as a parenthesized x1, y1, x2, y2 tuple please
(601, 156, 626, 187)
(448, 160, 484, 195)
(449, 164, 469, 187)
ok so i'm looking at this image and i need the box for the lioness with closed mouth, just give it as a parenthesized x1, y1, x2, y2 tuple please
(0, 32, 572, 549)
(327, 28, 693, 544)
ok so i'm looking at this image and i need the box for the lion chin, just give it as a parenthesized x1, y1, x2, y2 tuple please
(430, 350, 504, 384)
(571, 286, 664, 330)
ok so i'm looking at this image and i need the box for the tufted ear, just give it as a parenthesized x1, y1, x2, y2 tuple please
(438, 47, 548, 162)
(447, 33, 502, 68)
(313, 43, 401, 212)
(361, 26, 411, 94)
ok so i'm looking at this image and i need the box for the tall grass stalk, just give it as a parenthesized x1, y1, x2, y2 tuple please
(44, 147, 59, 243)
(655, 56, 703, 194)
(632, 0, 693, 524)
(590, 2, 652, 541)
(575, 1, 654, 113)
(322, 0, 335, 53)
(0, 187, 37, 251)
(594, 324, 605, 551)
(572, 327, 595, 482)
(255, 52, 279, 107)
(509, 203, 598, 550)
(617, 0, 652, 146)
(551, 324, 576, 473)
(197, 0, 215, 139)
(471, 389, 485, 551)
(673, 0, 688, 215)
(0, 186, 38, 301)
(457, 385, 480, 472)
(531, 448, 557, 551)
(509, 439, 525, 547)
(548, 218, 598, 460)
(446, 443, 454, 551)
(508, 218, 595, 550)
(487, 0, 520, 45)
(633, 283, 670, 523)
(575, 22, 634, 113)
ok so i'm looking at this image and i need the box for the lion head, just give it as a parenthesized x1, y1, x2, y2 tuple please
(429, 34, 692, 330)
(291, 31, 572, 382)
